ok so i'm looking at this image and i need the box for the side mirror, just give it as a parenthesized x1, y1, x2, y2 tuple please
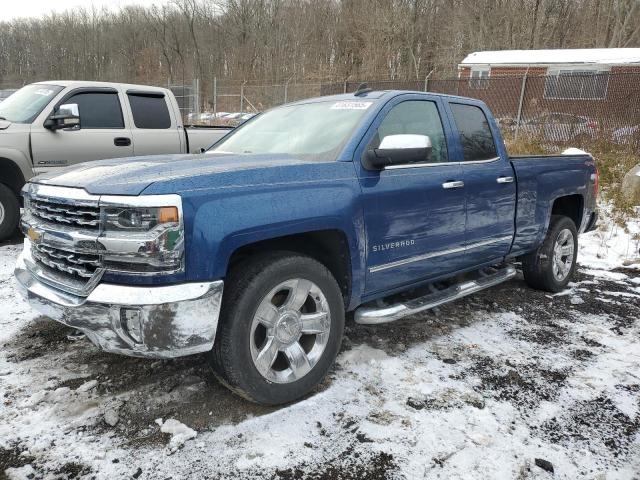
(44, 103, 80, 131)
(364, 134, 432, 170)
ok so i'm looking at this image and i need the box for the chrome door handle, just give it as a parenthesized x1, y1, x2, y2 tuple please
(496, 176, 514, 184)
(442, 181, 465, 189)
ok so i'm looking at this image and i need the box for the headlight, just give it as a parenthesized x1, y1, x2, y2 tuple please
(99, 196, 184, 275)
(103, 206, 179, 232)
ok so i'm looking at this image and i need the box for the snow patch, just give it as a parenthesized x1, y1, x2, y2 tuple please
(156, 418, 197, 451)
(4, 464, 35, 480)
(338, 344, 389, 366)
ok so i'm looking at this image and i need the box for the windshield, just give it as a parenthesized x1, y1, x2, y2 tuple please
(208, 100, 374, 159)
(0, 84, 64, 124)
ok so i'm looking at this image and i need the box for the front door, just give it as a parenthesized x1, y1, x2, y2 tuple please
(31, 89, 134, 174)
(357, 97, 467, 295)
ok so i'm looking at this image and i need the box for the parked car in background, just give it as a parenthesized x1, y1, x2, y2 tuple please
(189, 111, 257, 127)
(0, 81, 232, 240)
(15, 89, 598, 406)
(613, 125, 640, 148)
(518, 113, 599, 142)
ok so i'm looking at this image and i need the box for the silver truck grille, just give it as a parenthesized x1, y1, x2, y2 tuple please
(30, 198, 100, 230)
(31, 243, 101, 280)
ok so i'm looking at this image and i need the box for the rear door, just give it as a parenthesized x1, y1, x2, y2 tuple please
(447, 102, 516, 266)
(31, 88, 134, 173)
(357, 96, 467, 295)
(125, 91, 182, 156)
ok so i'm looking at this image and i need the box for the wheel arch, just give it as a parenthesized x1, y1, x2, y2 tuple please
(550, 194, 584, 231)
(226, 229, 353, 308)
(0, 157, 27, 198)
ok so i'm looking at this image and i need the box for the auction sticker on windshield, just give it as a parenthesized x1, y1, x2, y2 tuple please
(330, 101, 373, 110)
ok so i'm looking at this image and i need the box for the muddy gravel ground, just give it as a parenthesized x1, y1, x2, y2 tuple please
(1, 240, 639, 479)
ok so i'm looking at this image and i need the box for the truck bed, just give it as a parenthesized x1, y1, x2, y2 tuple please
(184, 126, 232, 153)
(509, 153, 596, 257)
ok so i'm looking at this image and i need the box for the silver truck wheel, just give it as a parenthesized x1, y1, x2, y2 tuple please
(522, 215, 578, 293)
(552, 229, 575, 282)
(211, 252, 345, 405)
(250, 279, 331, 384)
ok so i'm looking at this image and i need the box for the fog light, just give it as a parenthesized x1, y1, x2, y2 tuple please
(121, 308, 143, 344)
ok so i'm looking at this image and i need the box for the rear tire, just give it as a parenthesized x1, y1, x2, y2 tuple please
(0, 183, 20, 242)
(210, 251, 345, 405)
(522, 215, 578, 293)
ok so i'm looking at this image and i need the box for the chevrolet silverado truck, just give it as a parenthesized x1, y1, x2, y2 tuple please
(15, 89, 598, 405)
(0, 81, 232, 240)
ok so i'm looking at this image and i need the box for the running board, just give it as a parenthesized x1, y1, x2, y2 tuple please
(354, 265, 517, 325)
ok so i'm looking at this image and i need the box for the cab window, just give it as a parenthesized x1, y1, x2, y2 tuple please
(450, 103, 497, 161)
(369, 100, 448, 163)
(127, 93, 171, 129)
(64, 92, 124, 129)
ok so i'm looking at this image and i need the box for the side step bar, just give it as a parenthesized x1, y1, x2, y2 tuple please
(355, 265, 517, 325)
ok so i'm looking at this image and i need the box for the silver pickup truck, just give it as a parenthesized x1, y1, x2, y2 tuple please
(0, 81, 232, 240)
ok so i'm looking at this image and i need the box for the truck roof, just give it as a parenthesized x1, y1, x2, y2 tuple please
(34, 80, 170, 93)
(289, 89, 479, 106)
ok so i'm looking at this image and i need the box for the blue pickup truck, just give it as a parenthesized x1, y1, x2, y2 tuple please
(15, 89, 598, 405)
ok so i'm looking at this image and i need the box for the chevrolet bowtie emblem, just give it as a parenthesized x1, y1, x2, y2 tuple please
(27, 227, 43, 243)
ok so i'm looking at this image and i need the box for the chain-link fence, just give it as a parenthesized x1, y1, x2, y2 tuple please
(181, 72, 640, 149)
(1, 72, 637, 149)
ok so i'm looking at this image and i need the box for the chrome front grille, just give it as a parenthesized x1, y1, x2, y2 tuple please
(29, 197, 100, 230)
(22, 185, 105, 296)
(31, 243, 100, 279)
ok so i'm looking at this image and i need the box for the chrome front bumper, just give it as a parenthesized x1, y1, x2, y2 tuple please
(15, 252, 224, 358)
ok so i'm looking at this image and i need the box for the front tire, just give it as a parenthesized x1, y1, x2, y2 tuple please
(522, 215, 578, 293)
(211, 252, 345, 405)
(0, 183, 20, 242)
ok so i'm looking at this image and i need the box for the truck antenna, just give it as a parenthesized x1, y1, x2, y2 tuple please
(354, 82, 372, 96)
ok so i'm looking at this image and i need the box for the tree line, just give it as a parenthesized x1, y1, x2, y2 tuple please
(0, 0, 638, 103)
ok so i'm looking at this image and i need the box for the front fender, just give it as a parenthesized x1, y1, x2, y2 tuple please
(181, 177, 366, 308)
(0, 148, 33, 186)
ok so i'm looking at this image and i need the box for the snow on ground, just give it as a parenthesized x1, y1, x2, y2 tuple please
(1, 211, 639, 479)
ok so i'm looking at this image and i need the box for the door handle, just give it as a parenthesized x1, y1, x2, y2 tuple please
(442, 181, 465, 189)
(114, 137, 131, 147)
(496, 176, 514, 184)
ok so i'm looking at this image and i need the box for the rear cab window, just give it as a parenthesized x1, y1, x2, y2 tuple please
(127, 93, 171, 129)
(450, 103, 497, 161)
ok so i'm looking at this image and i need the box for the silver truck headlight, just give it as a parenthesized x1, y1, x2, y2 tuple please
(99, 195, 185, 275)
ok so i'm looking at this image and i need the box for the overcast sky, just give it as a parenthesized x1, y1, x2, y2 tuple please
(1, 0, 173, 21)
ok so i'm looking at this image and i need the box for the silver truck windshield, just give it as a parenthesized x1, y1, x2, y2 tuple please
(208, 100, 374, 158)
(0, 84, 64, 124)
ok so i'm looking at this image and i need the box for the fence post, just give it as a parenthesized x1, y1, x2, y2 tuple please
(240, 82, 245, 113)
(515, 68, 530, 140)
(193, 78, 201, 117)
(213, 77, 217, 115)
(284, 83, 288, 104)
(343, 81, 347, 94)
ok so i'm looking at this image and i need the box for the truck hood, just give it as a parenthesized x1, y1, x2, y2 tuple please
(32, 153, 328, 195)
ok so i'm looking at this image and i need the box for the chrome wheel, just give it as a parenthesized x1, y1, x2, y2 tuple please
(249, 278, 331, 384)
(552, 228, 574, 282)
